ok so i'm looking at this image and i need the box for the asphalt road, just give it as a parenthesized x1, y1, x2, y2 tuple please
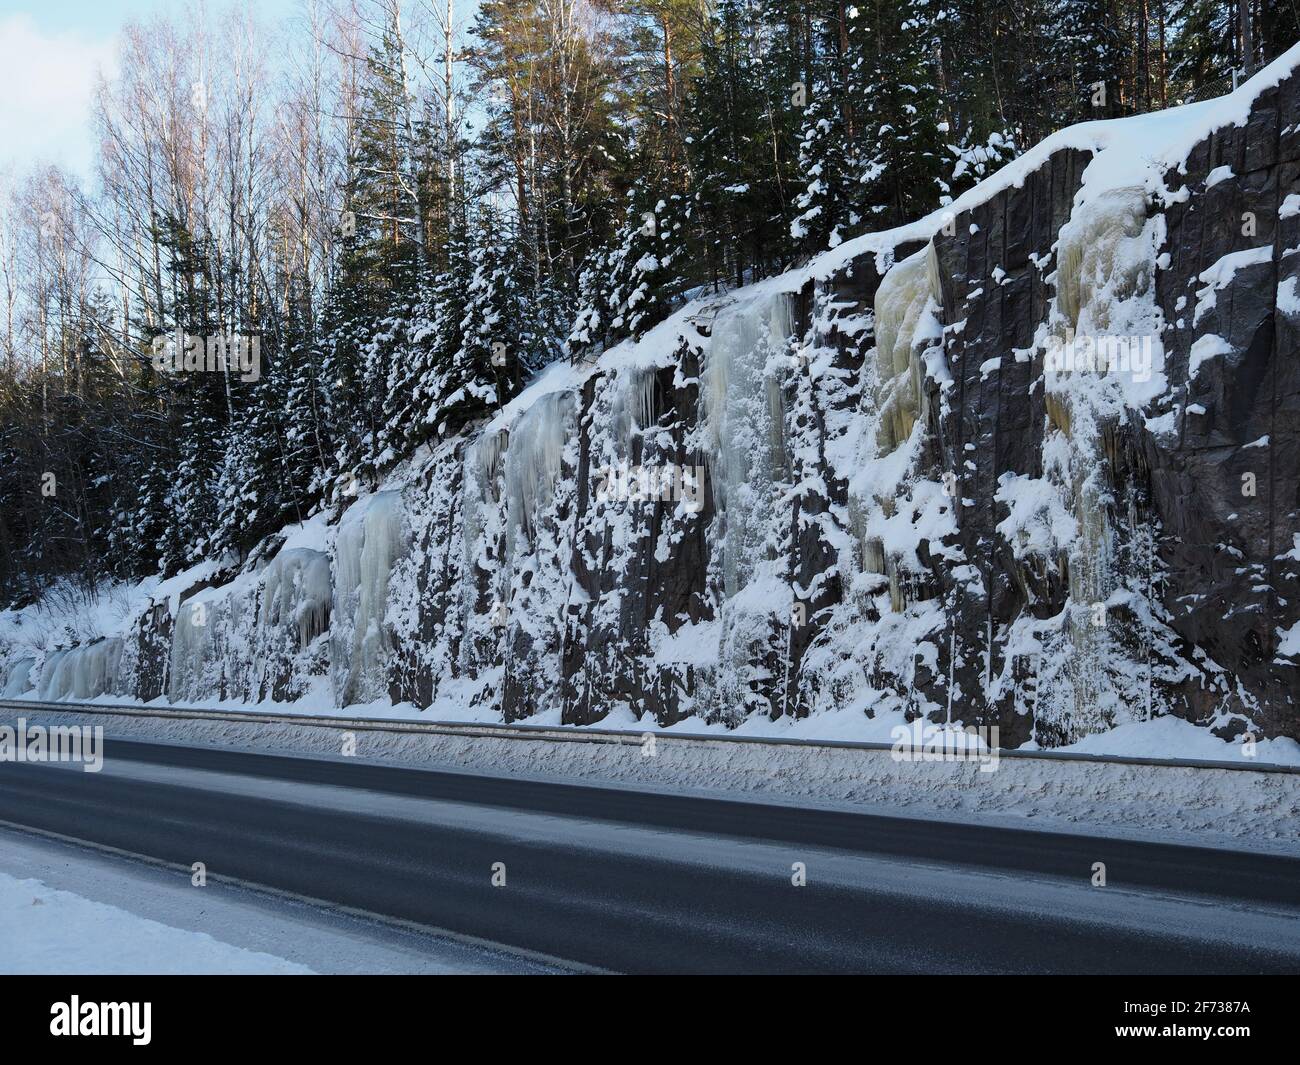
(2, 736, 1299, 973)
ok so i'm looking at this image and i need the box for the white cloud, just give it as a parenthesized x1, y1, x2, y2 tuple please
(0, 14, 117, 178)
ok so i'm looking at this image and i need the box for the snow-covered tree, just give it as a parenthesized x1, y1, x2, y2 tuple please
(570, 191, 693, 356)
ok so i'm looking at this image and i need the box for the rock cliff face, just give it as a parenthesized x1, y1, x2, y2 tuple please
(10, 52, 1300, 748)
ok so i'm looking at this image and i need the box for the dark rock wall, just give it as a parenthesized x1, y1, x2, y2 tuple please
(1147, 73, 1300, 735)
(79, 63, 1297, 747)
(392, 68, 1297, 743)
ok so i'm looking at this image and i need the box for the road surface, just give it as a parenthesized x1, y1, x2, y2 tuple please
(2, 734, 1298, 973)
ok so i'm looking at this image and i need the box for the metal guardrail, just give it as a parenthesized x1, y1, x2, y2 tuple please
(1, 698, 1296, 775)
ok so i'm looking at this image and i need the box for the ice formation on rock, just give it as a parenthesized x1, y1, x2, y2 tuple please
(503, 390, 575, 552)
(11, 45, 1299, 750)
(332, 491, 407, 705)
(253, 546, 333, 701)
(1037, 181, 1167, 740)
(38, 639, 123, 701)
(871, 248, 936, 454)
(702, 291, 794, 599)
(168, 581, 259, 703)
(1, 657, 33, 697)
(261, 548, 332, 653)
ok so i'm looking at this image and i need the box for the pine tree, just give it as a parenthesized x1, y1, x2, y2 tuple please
(339, 13, 428, 305)
(380, 224, 474, 454)
(318, 279, 376, 504)
(211, 324, 318, 560)
(929, 1, 1026, 197)
(1259, 0, 1300, 67)
(278, 293, 333, 507)
(1169, 0, 1239, 96)
(790, 0, 948, 254)
(854, 0, 948, 227)
(470, 0, 626, 302)
(790, 90, 856, 250)
(1053, 0, 1131, 120)
(941, 128, 1018, 202)
(149, 214, 229, 571)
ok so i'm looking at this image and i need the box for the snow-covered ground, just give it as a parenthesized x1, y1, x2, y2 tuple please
(0, 827, 563, 974)
(0, 865, 310, 974)
(7, 685, 1297, 767)
(6, 705, 1297, 856)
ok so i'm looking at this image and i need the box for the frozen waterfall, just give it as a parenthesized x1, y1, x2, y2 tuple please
(332, 491, 407, 705)
(701, 290, 795, 598)
(38, 639, 124, 701)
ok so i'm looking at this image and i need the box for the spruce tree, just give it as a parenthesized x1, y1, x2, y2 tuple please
(570, 189, 693, 356)
(1053, 0, 1131, 120)
(689, 0, 797, 283)
(853, 0, 947, 228)
(440, 207, 530, 432)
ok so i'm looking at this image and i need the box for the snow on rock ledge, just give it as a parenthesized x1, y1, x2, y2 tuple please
(11, 45, 1300, 753)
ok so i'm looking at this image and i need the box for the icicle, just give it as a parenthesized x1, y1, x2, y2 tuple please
(1054, 185, 1149, 331)
(632, 368, 657, 437)
(503, 391, 575, 547)
(700, 290, 795, 597)
(168, 602, 203, 701)
(470, 428, 508, 504)
(925, 241, 944, 312)
(610, 366, 658, 454)
(460, 426, 508, 595)
(765, 375, 787, 481)
(38, 639, 123, 701)
(260, 548, 332, 652)
(168, 590, 240, 703)
(862, 536, 886, 576)
(331, 491, 407, 706)
(1041, 183, 1160, 740)
(36, 649, 67, 698)
(2, 656, 34, 697)
(872, 248, 933, 454)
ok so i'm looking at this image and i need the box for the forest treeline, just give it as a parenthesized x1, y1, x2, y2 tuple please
(0, 0, 1294, 605)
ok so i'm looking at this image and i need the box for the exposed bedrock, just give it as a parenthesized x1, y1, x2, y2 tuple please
(14, 61, 1299, 748)
(381, 64, 1299, 743)
(1145, 76, 1300, 736)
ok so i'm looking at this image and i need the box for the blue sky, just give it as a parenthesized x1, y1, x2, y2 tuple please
(0, 0, 302, 178)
